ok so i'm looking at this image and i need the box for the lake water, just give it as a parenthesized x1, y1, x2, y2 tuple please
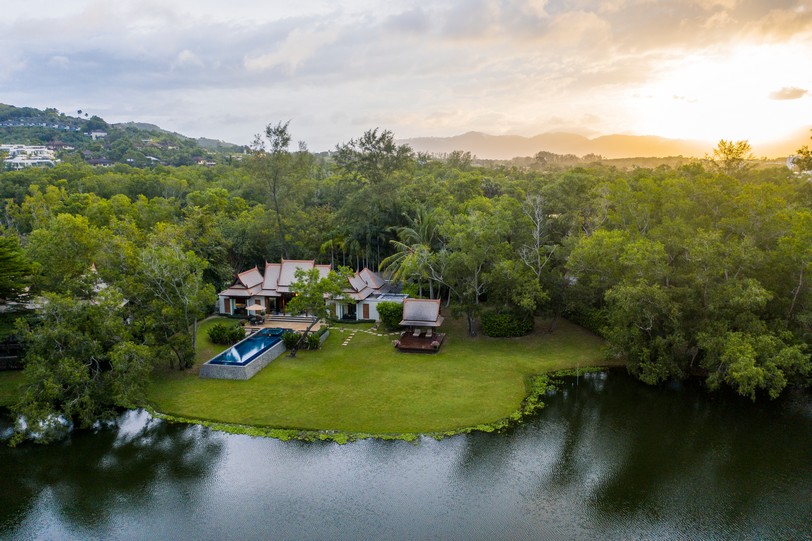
(2, 371, 810, 540)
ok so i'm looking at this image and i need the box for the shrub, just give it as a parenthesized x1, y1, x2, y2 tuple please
(377, 301, 403, 331)
(281, 330, 300, 349)
(305, 332, 321, 350)
(481, 311, 534, 337)
(207, 322, 245, 345)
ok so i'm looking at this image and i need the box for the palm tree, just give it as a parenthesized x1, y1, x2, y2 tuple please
(380, 207, 439, 298)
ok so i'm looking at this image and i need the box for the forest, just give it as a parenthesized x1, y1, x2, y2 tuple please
(1, 124, 810, 440)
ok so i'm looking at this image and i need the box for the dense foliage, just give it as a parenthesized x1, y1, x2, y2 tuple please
(481, 311, 534, 337)
(1, 122, 810, 441)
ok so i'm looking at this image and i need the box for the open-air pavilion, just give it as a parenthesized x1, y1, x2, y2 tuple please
(395, 298, 446, 353)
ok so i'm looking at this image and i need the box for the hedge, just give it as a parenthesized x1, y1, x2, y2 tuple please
(376, 301, 403, 330)
(207, 322, 245, 345)
(481, 311, 534, 337)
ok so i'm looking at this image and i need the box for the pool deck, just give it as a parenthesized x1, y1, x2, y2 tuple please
(243, 318, 323, 334)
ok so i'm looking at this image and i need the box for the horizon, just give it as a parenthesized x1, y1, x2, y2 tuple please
(2, 1, 811, 154)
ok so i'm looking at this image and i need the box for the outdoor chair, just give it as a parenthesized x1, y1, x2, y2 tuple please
(426, 329, 433, 339)
(413, 328, 421, 337)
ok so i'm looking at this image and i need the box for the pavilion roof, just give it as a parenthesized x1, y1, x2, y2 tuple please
(399, 298, 444, 327)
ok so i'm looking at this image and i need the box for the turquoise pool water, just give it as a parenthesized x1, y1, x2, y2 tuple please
(207, 327, 284, 366)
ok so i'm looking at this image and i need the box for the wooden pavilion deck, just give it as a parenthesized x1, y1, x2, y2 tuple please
(395, 331, 446, 353)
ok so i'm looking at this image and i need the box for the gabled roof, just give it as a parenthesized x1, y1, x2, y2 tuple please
(221, 266, 263, 297)
(399, 298, 444, 327)
(276, 260, 331, 292)
(344, 268, 390, 301)
(359, 268, 385, 289)
(261, 263, 282, 296)
(220, 261, 390, 301)
(237, 267, 263, 289)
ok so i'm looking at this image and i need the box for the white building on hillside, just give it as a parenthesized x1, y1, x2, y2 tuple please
(1, 145, 59, 169)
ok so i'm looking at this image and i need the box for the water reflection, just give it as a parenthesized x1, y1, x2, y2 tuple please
(1, 373, 810, 540)
(0, 410, 224, 536)
(532, 372, 812, 538)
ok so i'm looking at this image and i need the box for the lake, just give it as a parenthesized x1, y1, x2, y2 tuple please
(2, 371, 810, 540)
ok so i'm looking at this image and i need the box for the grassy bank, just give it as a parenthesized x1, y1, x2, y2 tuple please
(146, 315, 616, 436)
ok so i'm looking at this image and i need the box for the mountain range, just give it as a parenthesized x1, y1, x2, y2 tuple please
(400, 130, 809, 160)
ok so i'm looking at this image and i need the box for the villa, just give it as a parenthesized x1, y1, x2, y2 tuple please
(217, 260, 407, 321)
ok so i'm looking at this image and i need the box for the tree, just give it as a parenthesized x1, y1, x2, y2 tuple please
(285, 266, 354, 357)
(137, 243, 216, 369)
(334, 128, 414, 185)
(698, 330, 809, 400)
(429, 200, 509, 336)
(708, 139, 754, 176)
(0, 232, 31, 303)
(249, 121, 313, 259)
(25, 213, 102, 297)
(380, 207, 440, 298)
(12, 290, 152, 444)
(517, 195, 556, 282)
(793, 129, 812, 172)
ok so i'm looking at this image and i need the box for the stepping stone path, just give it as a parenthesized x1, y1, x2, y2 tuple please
(341, 328, 358, 346)
(336, 326, 391, 345)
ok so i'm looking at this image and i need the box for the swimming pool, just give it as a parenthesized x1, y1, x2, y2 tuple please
(200, 327, 288, 380)
(208, 327, 284, 366)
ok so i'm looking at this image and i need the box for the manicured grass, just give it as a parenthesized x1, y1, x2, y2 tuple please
(146, 316, 617, 435)
(0, 370, 24, 408)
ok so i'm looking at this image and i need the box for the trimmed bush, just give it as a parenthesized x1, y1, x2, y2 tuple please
(305, 332, 321, 350)
(377, 301, 403, 331)
(207, 322, 245, 345)
(481, 311, 534, 337)
(281, 330, 300, 349)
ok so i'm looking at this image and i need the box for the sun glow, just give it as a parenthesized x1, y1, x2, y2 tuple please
(626, 42, 811, 145)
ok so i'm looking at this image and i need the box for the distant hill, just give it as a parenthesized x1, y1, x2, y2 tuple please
(401, 130, 807, 160)
(0, 104, 245, 167)
(116, 121, 242, 152)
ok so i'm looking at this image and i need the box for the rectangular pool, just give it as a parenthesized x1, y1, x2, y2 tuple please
(208, 327, 284, 365)
(200, 327, 287, 380)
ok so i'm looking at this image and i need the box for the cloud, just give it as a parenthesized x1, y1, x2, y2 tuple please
(769, 87, 808, 100)
(48, 55, 71, 68)
(244, 26, 340, 73)
(0, 0, 810, 149)
(173, 50, 204, 69)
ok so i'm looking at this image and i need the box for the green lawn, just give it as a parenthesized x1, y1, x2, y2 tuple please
(146, 315, 616, 435)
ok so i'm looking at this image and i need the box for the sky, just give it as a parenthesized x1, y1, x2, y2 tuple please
(1, 0, 811, 152)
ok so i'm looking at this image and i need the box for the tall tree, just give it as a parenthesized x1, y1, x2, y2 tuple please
(334, 128, 413, 185)
(0, 232, 31, 304)
(380, 207, 440, 298)
(249, 121, 312, 259)
(138, 243, 216, 369)
(708, 139, 754, 176)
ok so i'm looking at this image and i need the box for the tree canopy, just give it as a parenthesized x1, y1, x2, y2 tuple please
(2, 129, 810, 443)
